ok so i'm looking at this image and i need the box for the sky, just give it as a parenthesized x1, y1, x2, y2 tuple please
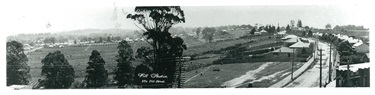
(2, 0, 374, 36)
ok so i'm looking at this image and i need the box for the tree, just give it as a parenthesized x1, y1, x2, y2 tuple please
(114, 40, 134, 88)
(276, 26, 280, 32)
(270, 26, 276, 33)
(325, 24, 332, 30)
(307, 30, 313, 37)
(6, 41, 30, 86)
(297, 19, 302, 27)
(51, 37, 56, 44)
(196, 27, 202, 37)
(43, 37, 56, 44)
(258, 26, 264, 32)
(29, 41, 35, 46)
(127, 6, 187, 87)
(114, 36, 122, 41)
(107, 36, 112, 42)
(290, 20, 295, 27)
(202, 27, 215, 43)
(41, 51, 75, 88)
(250, 28, 256, 35)
(302, 31, 306, 37)
(286, 24, 291, 32)
(134, 64, 152, 85)
(99, 37, 103, 43)
(136, 46, 154, 66)
(84, 50, 108, 88)
(304, 26, 310, 29)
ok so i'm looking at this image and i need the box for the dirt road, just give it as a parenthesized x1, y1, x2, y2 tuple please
(285, 40, 334, 87)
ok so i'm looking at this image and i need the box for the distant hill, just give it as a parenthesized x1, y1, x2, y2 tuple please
(54, 29, 137, 37)
(7, 29, 138, 41)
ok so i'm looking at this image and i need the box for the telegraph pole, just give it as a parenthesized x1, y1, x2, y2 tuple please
(338, 60, 352, 87)
(328, 43, 332, 82)
(291, 49, 295, 81)
(319, 48, 323, 88)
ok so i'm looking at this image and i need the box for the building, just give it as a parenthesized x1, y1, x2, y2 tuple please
(276, 31, 287, 38)
(336, 63, 370, 87)
(271, 47, 294, 57)
(354, 43, 369, 54)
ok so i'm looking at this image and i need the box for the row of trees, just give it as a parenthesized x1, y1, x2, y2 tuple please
(301, 30, 313, 37)
(290, 19, 303, 28)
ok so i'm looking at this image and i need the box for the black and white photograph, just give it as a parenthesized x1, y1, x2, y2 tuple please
(1, 0, 374, 95)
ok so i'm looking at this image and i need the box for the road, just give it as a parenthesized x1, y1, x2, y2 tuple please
(285, 40, 335, 87)
(24, 46, 43, 54)
(184, 66, 212, 83)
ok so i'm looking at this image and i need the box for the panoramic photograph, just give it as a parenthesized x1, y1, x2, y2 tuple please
(5, 3, 371, 89)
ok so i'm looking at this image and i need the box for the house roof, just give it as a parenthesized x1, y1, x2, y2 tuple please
(260, 29, 268, 33)
(277, 31, 286, 34)
(283, 37, 299, 43)
(289, 41, 310, 49)
(338, 63, 370, 72)
(352, 42, 363, 47)
(354, 43, 369, 53)
(272, 47, 294, 53)
(281, 35, 298, 40)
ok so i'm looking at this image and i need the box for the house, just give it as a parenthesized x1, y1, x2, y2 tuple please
(361, 53, 369, 62)
(276, 31, 287, 38)
(337, 63, 370, 87)
(289, 41, 313, 56)
(271, 47, 294, 57)
(281, 35, 298, 40)
(260, 29, 268, 34)
(282, 37, 299, 47)
(254, 32, 262, 35)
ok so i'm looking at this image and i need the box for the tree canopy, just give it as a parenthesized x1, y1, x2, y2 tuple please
(202, 27, 216, 43)
(41, 51, 75, 89)
(325, 24, 332, 30)
(114, 40, 134, 88)
(250, 28, 256, 35)
(6, 41, 30, 86)
(195, 27, 202, 37)
(127, 6, 187, 87)
(84, 50, 108, 88)
(297, 19, 303, 27)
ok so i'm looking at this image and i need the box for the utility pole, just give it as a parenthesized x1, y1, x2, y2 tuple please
(291, 49, 295, 81)
(346, 61, 350, 87)
(338, 60, 352, 87)
(319, 48, 323, 88)
(328, 43, 332, 82)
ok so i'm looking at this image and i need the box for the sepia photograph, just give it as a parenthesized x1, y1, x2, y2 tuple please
(1, 0, 374, 95)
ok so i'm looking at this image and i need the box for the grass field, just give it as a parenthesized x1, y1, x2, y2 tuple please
(183, 34, 278, 71)
(184, 34, 272, 55)
(27, 42, 149, 81)
(184, 62, 304, 88)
